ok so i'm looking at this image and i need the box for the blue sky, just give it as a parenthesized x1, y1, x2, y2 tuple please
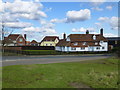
(1, 0, 119, 42)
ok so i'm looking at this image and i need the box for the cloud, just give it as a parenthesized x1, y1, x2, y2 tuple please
(50, 9, 91, 23)
(22, 26, 56, 35)
(3, 22, 32, 28)
(104, 33, 118, 37)
(72, 27, 95, 32)
(90, 0, 105, 12)
(98, 17, 109, 22)
(0, 0, 4, 12)
(50, 18, 67, 23)
(0, 0, 48, 29)
(4, 0, 43, 14)
(95, 22, 102, 27)
(90, 0, 106, 6)
(98, 16, 118, 30)
(66, 9, 91, 23)
(22, 22, 57, 34)
(1, 0, 47, 23)
(106, 6, 113, 10)
(91, 7, 103, 11)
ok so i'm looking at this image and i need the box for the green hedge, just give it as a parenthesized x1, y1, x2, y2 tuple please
(22, 50, 108, 55)
(22, 50, 61, 55)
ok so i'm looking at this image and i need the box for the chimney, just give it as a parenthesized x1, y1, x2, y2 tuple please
(100, 28, 103, 36)
(86, 30, 89, 34)
(63, 33, 66, 39)
(24, 34, 26, 45)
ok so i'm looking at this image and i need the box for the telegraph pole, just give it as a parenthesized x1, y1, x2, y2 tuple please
(2, 21, 5, 53)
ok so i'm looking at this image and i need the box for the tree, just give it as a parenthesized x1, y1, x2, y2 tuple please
(1, 22, 14, 53)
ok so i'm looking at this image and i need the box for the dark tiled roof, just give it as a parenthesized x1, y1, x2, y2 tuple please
(4, 34, 20, 41)
(31, 40, 38, 43)
(106, 37, 120, 41)
(68, 34, 108, 42)
(42, 36, 59, 42)
(57, 34, 107, 47)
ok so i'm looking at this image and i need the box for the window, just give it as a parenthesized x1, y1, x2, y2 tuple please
(81, 47, 85, 50)
(71, 47, 76, 50)
(73, 42, 78, 46)
(102, 47, 105, 49)
(19, 38, 23, 42)
(96, 47, 100, 49)
(93, 35, 96, 40)
(95, 42, 98, 45)
(83, 42, 87, 45)
(100, 41, 103, 44)
(115, 41, 117, 44)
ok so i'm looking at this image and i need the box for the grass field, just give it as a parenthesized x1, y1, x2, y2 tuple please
(2, 57, 119, 88)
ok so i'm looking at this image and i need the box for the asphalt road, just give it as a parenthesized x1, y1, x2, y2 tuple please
(1, 54, 111, 66)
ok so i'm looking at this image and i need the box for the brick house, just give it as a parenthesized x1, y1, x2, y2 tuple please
(4, 34, 26, 46)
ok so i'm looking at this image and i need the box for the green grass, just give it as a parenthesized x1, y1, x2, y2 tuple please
(2, 57, 119, 88)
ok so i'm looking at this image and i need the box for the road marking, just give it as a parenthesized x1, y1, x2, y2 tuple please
(2, 60, 17, 62)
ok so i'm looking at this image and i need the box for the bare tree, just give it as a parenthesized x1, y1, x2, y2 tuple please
(1, 22, 14, 53)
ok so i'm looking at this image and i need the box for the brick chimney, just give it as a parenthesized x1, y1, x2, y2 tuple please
(24, 34, 26, 45)
(86, 30, 89, 34)
(100, 28, 103, 36)
(63, 33, 66, 39)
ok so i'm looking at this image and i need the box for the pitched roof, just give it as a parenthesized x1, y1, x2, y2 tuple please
(68, 34, 108, 42)
(31, 40, 38, 43)
(26, 41, 31, 44)
(57, 34, 108, 47)
(42, 36, 59, 42)
(4, 34, 20, 41)
(106, 37, 120, 41)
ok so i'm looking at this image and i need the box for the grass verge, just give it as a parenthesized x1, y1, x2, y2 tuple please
(2, 57, 119, 88)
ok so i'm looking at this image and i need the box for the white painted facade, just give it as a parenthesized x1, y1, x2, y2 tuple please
(55, 41, 108, 52)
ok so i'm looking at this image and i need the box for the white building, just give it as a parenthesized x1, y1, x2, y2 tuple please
(56, 29, 108, 52)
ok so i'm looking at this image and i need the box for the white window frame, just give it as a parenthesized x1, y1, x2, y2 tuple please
(73, 42, 78, 46)
(96, 47, 100, 50)
(19, 38, 23, 42)
(81, 47, 85, 50)
(102, 47, 105, 49)
(71, 47, 76, 50)
(83, 42, 87, 45)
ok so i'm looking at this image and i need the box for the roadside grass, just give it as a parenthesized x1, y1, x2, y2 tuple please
(2, 57, 119, 88)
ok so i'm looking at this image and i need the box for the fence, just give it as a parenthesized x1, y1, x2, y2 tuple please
(2, 46, 56, 55)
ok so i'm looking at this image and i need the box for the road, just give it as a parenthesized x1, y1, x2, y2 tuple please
(1, 54, 111, 66)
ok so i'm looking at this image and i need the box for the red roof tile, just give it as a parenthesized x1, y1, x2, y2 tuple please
(31, 40, 38, 43)
(57, 34, 108, 47)
(42, 36, 59, 42)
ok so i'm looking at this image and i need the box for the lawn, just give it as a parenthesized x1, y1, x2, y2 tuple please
(2, 57, 119, 88)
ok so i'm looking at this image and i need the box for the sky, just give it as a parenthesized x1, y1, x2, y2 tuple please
(0, 0, 119, 42)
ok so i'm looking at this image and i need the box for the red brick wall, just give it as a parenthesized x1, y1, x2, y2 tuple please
(16, 36, 26, 46)
(4, 47, 22, 51)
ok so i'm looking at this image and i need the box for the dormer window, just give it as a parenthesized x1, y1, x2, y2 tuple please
(83, 42, 87, 45)
(73, 42, 78, 46)
(19, 38, 23, 42)
(93, 35, 96, 40)
(95, 42, 98, 45)
(66, 37, 70, 41)
(100, 41, 103, 44)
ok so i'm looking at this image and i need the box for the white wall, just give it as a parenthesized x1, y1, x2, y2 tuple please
(55, 41, 108, 52)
